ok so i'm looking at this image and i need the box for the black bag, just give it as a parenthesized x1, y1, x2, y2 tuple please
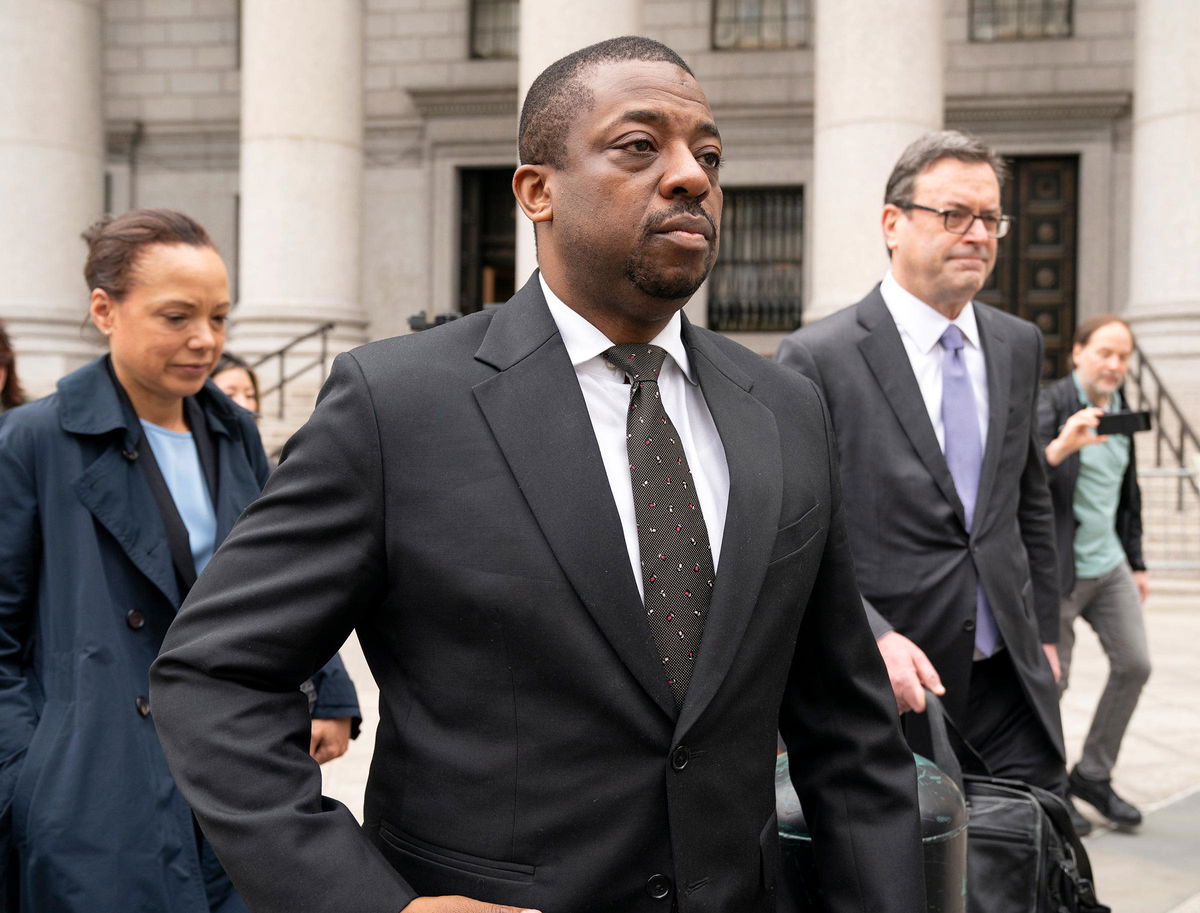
(924, 692, 1110, 913)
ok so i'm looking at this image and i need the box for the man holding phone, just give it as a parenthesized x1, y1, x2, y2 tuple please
(1039, 314, 1150, 834)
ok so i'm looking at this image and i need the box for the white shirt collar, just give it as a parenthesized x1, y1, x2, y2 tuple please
(539, 273, 696, 383)
(881, 270, 982, 355)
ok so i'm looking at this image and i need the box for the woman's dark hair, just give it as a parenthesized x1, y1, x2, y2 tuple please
(211, 352, 260, 401)
(83, 208, 215, 300)
(1073, 314, 1131, 348)
(0, 320, 26, 409)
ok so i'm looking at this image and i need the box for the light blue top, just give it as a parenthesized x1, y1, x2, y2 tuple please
(1071, 372, 1129, 579)
(140, 420, 217, 575)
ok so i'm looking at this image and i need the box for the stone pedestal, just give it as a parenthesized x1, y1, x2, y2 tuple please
(0, 0, 105, 395)
(1126, 0, 1200, 426)
(237, 0, 366, 362)
(807, 0, 944, 322)
(514, 0, 639, 282)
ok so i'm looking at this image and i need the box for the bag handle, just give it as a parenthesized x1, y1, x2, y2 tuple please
(922, 690, 965, 788)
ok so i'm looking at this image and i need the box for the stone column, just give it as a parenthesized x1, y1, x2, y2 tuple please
(1126, 0, 1200, 424)
(807, 0, 944, 322)
(0, 0, 105, 395)
(237, 0, 366, 357)
(514, 0, 640, 282)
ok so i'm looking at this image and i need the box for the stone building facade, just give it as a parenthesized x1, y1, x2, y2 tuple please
(3, 0, 1198, 431)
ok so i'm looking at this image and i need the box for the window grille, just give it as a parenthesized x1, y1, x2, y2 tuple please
(470, 0, 518, 59)
(970, 0, 1072, 41)
(712, 0, 810, 50)
(708, 187, 803, 332)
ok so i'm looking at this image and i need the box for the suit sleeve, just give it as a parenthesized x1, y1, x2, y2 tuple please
(311, 652, 362, 735)
(775, 335, 895, 640)
(777, 383, 925, 913)
(0, 416, 42, 865)
(1018, 329, 1061, 643)
(150, 353, 416, 913)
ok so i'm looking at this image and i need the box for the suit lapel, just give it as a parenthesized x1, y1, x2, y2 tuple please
(472, 276, 677, 719)
(973, 304, 1012, 530)
(856, 292, 967, 527)
(675, 327, 782, 737)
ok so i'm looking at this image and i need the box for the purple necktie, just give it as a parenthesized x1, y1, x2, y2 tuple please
(939, 325, 1000, 657)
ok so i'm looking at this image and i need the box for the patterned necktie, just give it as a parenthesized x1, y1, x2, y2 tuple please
(604, 344, 714, 705)
(939, 324, 1000, 657)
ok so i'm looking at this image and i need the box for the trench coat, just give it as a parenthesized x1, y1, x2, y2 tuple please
(0, 356, 355, 912)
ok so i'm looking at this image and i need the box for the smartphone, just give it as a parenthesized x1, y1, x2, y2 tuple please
(1095, 410, 1152, 436)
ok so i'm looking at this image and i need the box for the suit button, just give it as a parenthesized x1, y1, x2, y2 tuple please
(646, 874, 673, 900)
(671, 745, 690, 770)
(126, 609, 146, 630)
(135, 696, 150, 717)
(964, 619, 976, 632)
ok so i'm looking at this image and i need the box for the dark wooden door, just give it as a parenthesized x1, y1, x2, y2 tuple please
(977, 156, 1078, 379)
(459, 167, 517, 314)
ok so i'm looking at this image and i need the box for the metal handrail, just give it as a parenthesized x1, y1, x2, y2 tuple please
(249, 321, 336, 420)
(1126, 342, 1200, 504)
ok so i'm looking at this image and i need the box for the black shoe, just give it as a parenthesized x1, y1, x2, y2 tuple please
(1069, 767, 1143, 828)
(1067, 800, 1094, 837)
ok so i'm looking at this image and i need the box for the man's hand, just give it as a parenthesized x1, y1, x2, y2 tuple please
(1042, 643, 1061, 682)
(309, 717, 352, 764)
(1132, 570, 1150, 603)
(401, 896, 541, 913)
(1044, 407, 1107, 467)
(876, 631, 945, 714)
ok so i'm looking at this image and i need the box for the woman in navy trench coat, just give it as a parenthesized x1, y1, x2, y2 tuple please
(0, 210, 357, 912)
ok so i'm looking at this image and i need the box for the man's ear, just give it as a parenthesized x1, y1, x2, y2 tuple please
(881, 204, 902, 253)
(513, 164, 554, 224)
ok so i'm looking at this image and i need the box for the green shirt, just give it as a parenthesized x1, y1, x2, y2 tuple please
(1072, 372, 1129, 579)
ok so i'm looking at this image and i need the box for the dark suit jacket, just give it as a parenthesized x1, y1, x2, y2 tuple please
(1037, 375, 1145, 595)
(775, 285, 1063, 755)
(150, 275, 923, 913)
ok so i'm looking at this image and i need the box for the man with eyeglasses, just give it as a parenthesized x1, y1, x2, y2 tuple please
(777, 130, 1073, 816)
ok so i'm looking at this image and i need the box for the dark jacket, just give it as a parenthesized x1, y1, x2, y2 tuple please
(1036, 375, 1145, 595)
(776, 286, 1064, 756)
(0, 356, 355, 913)
(151, 275, 924, 913)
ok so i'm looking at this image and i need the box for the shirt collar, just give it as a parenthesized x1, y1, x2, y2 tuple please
(880, 270, 982, 355)
(539, 273, 696, 383)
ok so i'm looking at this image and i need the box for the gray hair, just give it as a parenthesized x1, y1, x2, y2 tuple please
(884, 130, 1008, 206)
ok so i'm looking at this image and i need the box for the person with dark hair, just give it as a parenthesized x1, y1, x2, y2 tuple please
(150, 38, 923, 913)
(1039, 315, 1149, 834)
(0, 207, 358, 913)
(777, 131, 1073, 816)
(211, 352, 261, 414)
(0, 322, 26, 412)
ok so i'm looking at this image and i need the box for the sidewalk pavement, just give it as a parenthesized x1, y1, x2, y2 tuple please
(321, 582, 1200, 912)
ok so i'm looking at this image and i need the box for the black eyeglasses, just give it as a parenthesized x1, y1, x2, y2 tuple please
(899, 203, 1012, 239)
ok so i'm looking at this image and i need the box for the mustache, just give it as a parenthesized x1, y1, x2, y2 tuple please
(643, 204, 717, 239)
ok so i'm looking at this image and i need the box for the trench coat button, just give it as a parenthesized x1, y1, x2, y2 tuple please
(122, 449, 138, 461)
(963, 619, 976, 633)
(646, 874, 673, 900)
(135, 696, 150, 717)
(670, 745, 690, 770)
(126, 609, 146, 630)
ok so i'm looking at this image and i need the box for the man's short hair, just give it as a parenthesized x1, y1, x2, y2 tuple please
(884, 130, 1009, 206)
(518, 36, 693, 168)
(1074, 314, 1132, 348)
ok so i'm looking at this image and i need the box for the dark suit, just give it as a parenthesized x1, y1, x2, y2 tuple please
(151, 276, 923, 913)
(776, 285, 1064, 768)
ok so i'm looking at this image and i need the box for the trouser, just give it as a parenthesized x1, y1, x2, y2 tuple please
(958, 648, 1069, 799)
(1058, 560, 1151, 781)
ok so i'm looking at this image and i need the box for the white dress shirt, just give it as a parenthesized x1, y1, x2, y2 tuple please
(880, 271, 989, 452)
(540, 274, 730, 601)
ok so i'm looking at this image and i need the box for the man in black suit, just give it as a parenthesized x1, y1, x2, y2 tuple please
(776, 131, 1069, 802)
(151, 37, 923, 913)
